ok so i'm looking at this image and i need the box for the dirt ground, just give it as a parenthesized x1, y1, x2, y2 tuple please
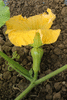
(0, 0, 67, 100)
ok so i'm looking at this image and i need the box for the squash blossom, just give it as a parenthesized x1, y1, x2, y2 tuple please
(5, 8, 61, 47)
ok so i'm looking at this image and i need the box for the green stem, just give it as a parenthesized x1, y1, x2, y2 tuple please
(15, 82, 36, 100)
(0, 51, 32, 81)
(34, 71, 38, 81)
(15, 64, 67, 100)
(35, 64, 67, 85)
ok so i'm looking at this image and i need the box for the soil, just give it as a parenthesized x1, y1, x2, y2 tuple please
(0, 0, 67, 100)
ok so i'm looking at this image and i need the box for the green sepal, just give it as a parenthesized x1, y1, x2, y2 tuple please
(0, 0, 10, 28)
(29, 68, 33, 78)
(29, 32, 42, 48)
(31, 48, 43, 72)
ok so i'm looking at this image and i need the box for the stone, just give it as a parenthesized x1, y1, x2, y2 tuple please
(64, 17, 67, 22)
(58, 44, 64, 49)
(61, 7, 67, 16)
(46, 94, 52, 100)
(53, 92, 61, 99)
(45, 84, 52, 94)
(54, 48, 62, 55)
(3, 71, 11, 80)
(54, 82, 62, 91)
(55, 0, 59, 3)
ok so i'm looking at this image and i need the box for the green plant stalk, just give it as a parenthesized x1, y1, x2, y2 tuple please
(34, 71, 38, 81)
(35, 64, 67, 85)
(0, 51, 32, 81)
(15, 82, 35, 100)
(15, 64, 67, 100)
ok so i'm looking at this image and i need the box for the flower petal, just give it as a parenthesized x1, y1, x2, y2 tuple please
(8, 30, 37, 47)
(26, 8, 56, 29)
(5, 15, 30, 34)
(5, 8, 61, 47)
(6, 8, 56, 34)
(40, 29, 61, 44)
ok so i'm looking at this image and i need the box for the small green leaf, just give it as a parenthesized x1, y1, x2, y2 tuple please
(0, 0, 10, 27)
(12, 51, 20, 59)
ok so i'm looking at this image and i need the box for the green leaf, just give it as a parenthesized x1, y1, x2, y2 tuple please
(0, 0, 10, 27)
(0, 51, 32, 81)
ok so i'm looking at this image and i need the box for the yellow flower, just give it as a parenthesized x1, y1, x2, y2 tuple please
(5, 8, 61, 47)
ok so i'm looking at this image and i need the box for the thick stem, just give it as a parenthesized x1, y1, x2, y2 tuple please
(34, 71, 38, 81)
(15, 64, 67, 100)
(15, 82, 36, 100)
(35, 64, 67, 85)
